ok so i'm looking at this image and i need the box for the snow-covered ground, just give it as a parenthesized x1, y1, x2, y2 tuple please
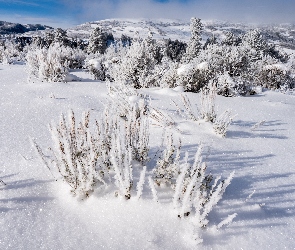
(1, 64, 295, 249)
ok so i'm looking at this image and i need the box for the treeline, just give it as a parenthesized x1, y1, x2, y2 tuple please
(1, 18, 295, 95)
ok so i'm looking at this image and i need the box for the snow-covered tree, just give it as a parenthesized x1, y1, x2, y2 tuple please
(165, 38, 187, 62)
(110, 33, 160, 88)
(53, 28, 70, 47)
(203, 34, 218, 49)
(221, 31, 241, 46)
(242, 29, 267, 52)
(88, 27, 108, 54)
(184, 17, 203, 62)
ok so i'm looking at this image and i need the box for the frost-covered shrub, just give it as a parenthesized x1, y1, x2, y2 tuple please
(0, 40, 25, 64)
(179, 43, 252, 94)
(172, 94, 198, 121)
(152, 141, 234, 230)
(110, 34, 162, 89)
(87, 57, 107, 81)
(111, 129, 133, 200)
(125, 100, 150, 164)
(37, 43, 69, 82)
(173, 146, 234, 228)
(256, 63, 294, 90)
(177, 62, 212, 92)
(213, 110, 233, 137)
(66, 47, 86, 69)
(216, 73, 236, 97)
(216, 72, 250, 96)
(26, 42, 85, 82)
(53, 28, 70, 47)
(221, 31, 241, 46)
(199, 85, 217, 122)
(242, 29, 268, 57)
(201, 44, 249, 78)
(33, 105, 120, 197)
(108, 85, 150, 163)
(33, 111, 107, 197)
(86, 41, 128, 81)
(34, 92, 150, 198)
(87, 27, 108, 55)
(153, 132, 181, 187)
(0, 45, 12, 64)
(152, 56, 179, 88)
(165, 38, 187, 62)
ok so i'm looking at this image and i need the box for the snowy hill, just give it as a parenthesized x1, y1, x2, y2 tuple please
(67, 18, 295, 49)
(0, 21, 52, 35)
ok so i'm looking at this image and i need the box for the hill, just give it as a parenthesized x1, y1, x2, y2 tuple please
(0, 21, 52, 35)
(67, 18, 295, 49)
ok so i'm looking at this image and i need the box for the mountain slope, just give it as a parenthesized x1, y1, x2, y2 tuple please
(0, 21, 53, 35)
(67, 18, 295, 49)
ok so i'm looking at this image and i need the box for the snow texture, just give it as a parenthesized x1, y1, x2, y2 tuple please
(1, 45, 295, 249)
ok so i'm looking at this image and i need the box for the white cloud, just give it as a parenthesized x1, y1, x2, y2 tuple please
(0, 14, 72, 28)
(62, 0, 295, 24)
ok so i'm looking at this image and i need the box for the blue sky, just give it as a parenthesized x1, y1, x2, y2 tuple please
(0, 0, 294, 28)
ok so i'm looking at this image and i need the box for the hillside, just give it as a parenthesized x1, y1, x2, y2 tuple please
(0, 21, 52, 35)
(67, 18, 295, 49)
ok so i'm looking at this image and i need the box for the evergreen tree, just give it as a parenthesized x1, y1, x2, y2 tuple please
(88, 27, 107, 54)
(221, 31, 241, 46)
(165, 39, 187, 62)
(44, 30, 54, 47)
(54, 28, 70, 46)
(184, 17, 203, 62)
(121, 34, 132, 47)
(242, 29, 267, 52)
(203, 34, 218, 49)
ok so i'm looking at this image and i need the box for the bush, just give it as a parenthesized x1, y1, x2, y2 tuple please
(213, 110, 233, 137)
(153, 132, 181, 187)
(177, 62, 212, 92)
(172, 146, 234, 228)
(33, 111, 108, 197)
(199, 85, 217, 122)
(26, 43, 69, 82)
(256, 63, 294, 90)
(26, 43, 85, 82)
(87, 57, 107, 81)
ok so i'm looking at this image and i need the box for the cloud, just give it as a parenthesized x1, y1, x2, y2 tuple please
(0, 13, 72, 28)
(0, 0, 39, 6)
(62, 0, 295, 25)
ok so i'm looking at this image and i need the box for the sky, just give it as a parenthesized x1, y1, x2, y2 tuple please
(0, 0, 294, 28)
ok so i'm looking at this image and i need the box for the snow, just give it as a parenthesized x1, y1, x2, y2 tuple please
(177, 64, 191, 75)
(196, 62, 209, 70)
(64, 73, 80, 82)
(1, 64, 295, 249)
(88, 59, 101, 70)
(264, 63, 288, 71)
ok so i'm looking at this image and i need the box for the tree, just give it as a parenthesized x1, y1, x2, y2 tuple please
(203, 34, 218, 49)
(221, 31, 241, 46)
(184, 17, 203, 62)
(242, 29, 267, 52)
(88, 27, 107, 54)
(53, 28, 70, 47)
(165, 39, 187, 62)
